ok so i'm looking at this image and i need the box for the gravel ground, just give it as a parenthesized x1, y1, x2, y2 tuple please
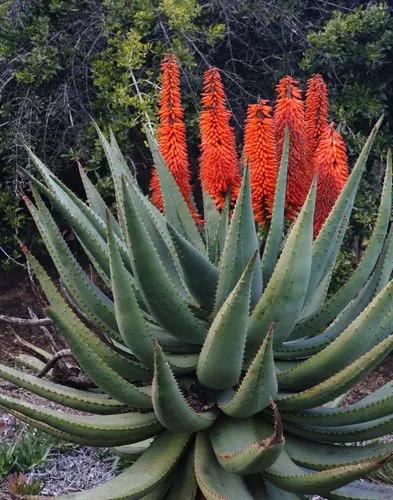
(26, 446, 115, 496)
(0, 445, 115, 498)
(0, 383, 117, 497)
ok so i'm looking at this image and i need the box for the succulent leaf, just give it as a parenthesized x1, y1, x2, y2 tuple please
(328, 479, 393, 499)
(220, 329, 277, 417)
(125, 178, 190, 298)
(197, 253, 257, 389)
(278, 277, 393, 390)
(25, 190, 119, 336)
(300, 116, 384, 322)
(261, 127, 289, 283)
(121, 178, 206, 345)
(285, 434, 393, 469)
(263, 450, 388, 495)
(0, 363, 126, 414)
(166, 446, 198, 500)
(210, 410, 284, 474)
(78, 163, 121, 238)
(195, 431, 255, 500)
(203, 191, 221, 261)
(300, 148, 392, 327)
(167, 222, 219, 311)
(214, 168, 263, 313)
(282, 379, 393, 427)
(246, 178, 316, 356)
(107, 213, 155, 368)
(145, 126, 206, 254)
(283, 414, 393, 444)
(277, 332, 393, 410)
(60, 431, 191, 499)
(0, 392, 161, 443)
(152, 342, 217, 431)
(210, 196, 230, 266)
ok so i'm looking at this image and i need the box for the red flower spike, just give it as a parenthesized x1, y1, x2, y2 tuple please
(274, 76, 310, 219)
(199, 67, 241, 208)
(313, 123, 349, 238)
(150, 54, 198, 219)
(305, 74, 329, 161)
(244, 100, 278, 223)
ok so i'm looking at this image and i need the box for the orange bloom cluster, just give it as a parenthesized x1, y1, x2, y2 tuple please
(148, 55, 350, 234)
(305, 74, 329, 161)
(199, 68, 241, 208)
(243, 100, 278, 223)
(274, 76, 311, 219)
(313, 123, 349, 237)
(150, 54, 193, 212)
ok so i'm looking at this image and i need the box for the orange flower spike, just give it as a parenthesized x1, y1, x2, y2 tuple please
(313, 123, 349, 237)
(150, 54, 193, 212)
(274, 76, 310, 219)
(244, 100, 278, 223)
(199, 67, 241, 208)
(305, 74, 329, 159)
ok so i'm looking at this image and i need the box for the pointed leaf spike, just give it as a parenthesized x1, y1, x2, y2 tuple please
(197, 253, 257, 390)
(167, 222, 218, 311)
(298, 145, 392, 333)
(145, 126, 205, 253)
(203, 191, 220, 260)
(152, 342, 217, 432)
(211, 195, 230, 265)
(262, 127, 289, 283)
(377, 149, 393, 293)
(246, 178, 316, 358)
(166, 446, 198, 500)
(120, 178, 206, 345)
(305, 116, 384, 304)
(106, 212, 154, 368)
(195, 432, 254, 500)
(78, 163, 123, 240)
(210, 407, 284, 475)
(214, 167, 263, 314)
(220, 327, 277, 417)
(24, 249, 152, 407)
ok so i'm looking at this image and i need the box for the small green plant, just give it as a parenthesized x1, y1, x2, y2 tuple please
(370, 460, 393, 486)
(0, 425, 57, 477)
(7, 473, 42, 497)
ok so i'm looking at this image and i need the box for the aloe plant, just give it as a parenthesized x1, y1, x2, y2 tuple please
(1, 115, 393, 499)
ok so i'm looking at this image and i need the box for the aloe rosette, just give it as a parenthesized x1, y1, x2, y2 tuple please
(0, 115, 393, 499)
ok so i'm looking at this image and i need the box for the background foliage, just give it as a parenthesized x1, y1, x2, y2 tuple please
(0, 0, 392, 279)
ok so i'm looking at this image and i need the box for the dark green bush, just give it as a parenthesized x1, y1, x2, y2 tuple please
(0, 0, 391, 275)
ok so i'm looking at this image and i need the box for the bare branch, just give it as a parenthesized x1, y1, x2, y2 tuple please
(0, 314, 52, 326)
(37, 349, 73, 378)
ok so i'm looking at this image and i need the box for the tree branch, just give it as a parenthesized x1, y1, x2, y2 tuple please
(0, 314, 52, 326)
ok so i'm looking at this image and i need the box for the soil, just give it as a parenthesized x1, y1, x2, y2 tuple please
(0, 268, 57, 364)
(342, 356, 393, 406)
